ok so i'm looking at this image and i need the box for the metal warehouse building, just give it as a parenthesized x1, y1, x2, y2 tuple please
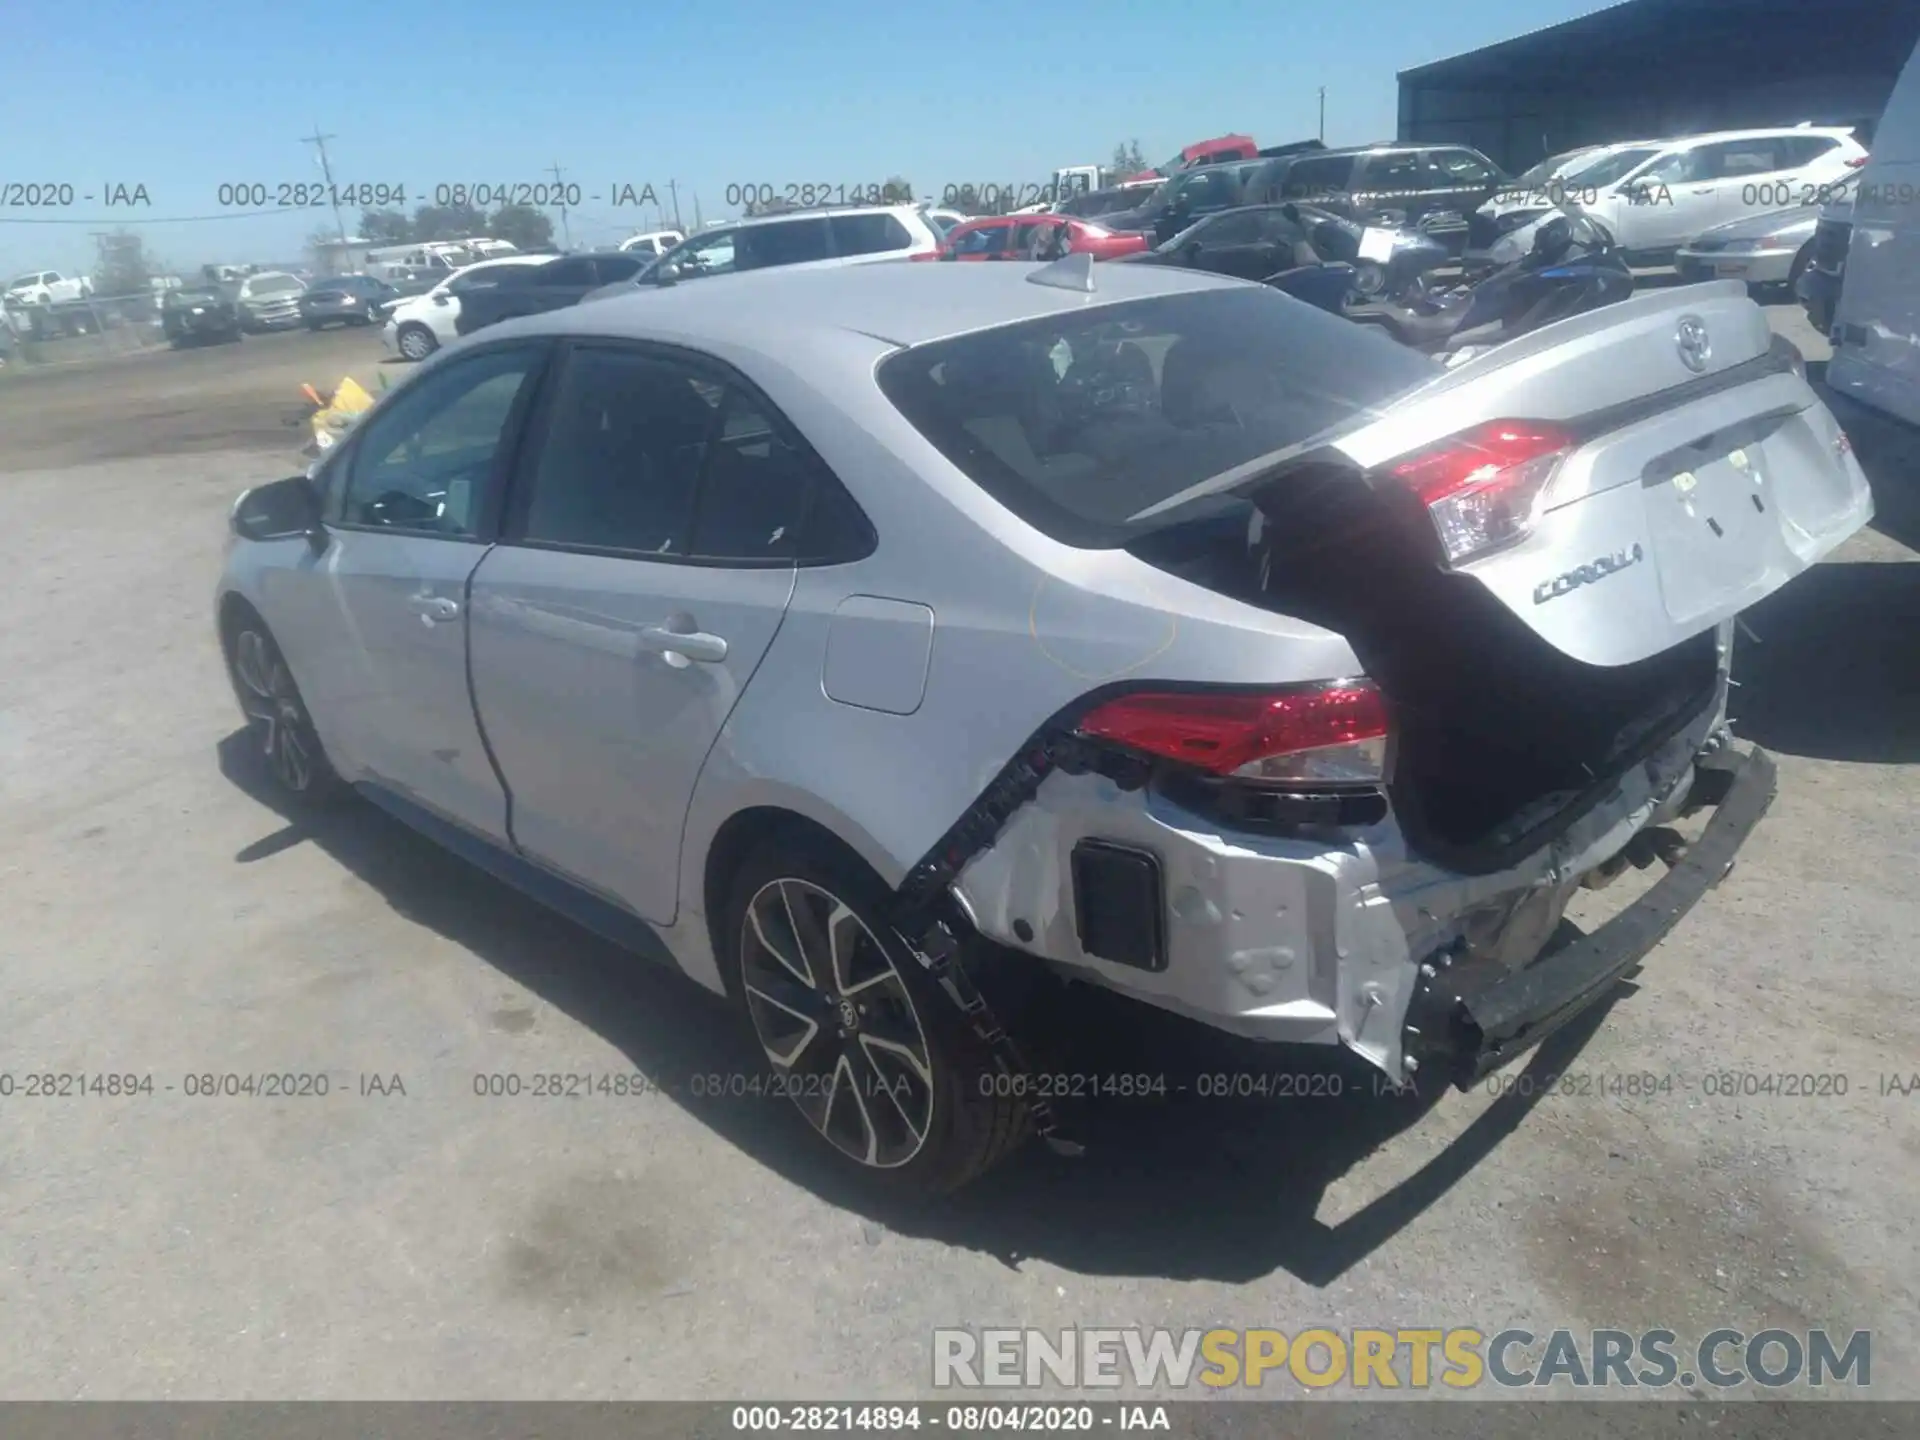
(1398, 0, 1920, 172)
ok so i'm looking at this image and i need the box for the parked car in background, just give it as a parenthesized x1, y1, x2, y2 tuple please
(454, 251, 650, 335)
(1123, 202, 1449, 299)
(1797, 191, 1856, 338)
(233, 271, 307, 331)
(1095, 161, 1267, 244)
(587, 205, 943, 302)
(1246, 143, 1510, 255)
(1567, 127, 1867, 261)
(921, 215, 1146, 262)
(4, 270, 93, 307)
(1469, 141, 1664, 258)
(1826, 35, 1920, 425)
(1055, 180, 1164, 220)
(160, 284, 243, 346)
(919, 207, 968, 235)
(383, 255, 547, 361)
(216, 259, 1865, 1194)
(299, 274, 403, 330)
(1675, 185, 1848, 293)
(619, 229, 688, 257)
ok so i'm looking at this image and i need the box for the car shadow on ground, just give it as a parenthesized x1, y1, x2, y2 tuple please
(1729, 558, 1920, 765)
(217, 729, 1604, 1286)
(1813, 373, 1920, 554)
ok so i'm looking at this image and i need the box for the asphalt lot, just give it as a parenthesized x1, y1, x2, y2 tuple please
(0, 297, 1915, 1407)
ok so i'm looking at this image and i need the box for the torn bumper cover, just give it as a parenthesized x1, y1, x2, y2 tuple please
(1405, 746, 1778, 1086)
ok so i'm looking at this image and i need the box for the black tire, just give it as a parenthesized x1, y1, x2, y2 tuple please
(223, 608, 345, 806)
(721, 841, 1027, 1196)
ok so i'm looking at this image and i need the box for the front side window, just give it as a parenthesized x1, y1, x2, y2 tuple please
(516, 349, 722, 555)
(538, 257, 596, 287)
(1428, 148, 1499, 185)
(1361, 152, 1442, 193)
(341, 345, 542, 536)
(736, 218, 833, 269)
(592, 254, 646, 284)
(668, 229, 738, 277)
(951, 224, 1011, 256)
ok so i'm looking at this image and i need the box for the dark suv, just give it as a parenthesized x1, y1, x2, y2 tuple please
(1244, 144, 1508, 255)
(1093, 160, 1268, 245)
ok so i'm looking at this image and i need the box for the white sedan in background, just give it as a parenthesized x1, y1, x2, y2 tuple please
(380, 255, 545, 361)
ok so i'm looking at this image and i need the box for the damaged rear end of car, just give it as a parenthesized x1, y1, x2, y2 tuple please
(878, 273, 1870, 1092)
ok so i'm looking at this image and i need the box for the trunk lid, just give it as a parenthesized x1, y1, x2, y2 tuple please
(1262, 282, 1873, 667)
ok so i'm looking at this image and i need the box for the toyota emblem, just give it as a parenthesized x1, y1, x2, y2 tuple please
(1676, 316, 1712, 373)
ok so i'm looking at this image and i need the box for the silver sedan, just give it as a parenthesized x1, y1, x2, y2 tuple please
(214, 257, 1869, 1193)
(1676, 205, 1823, 289)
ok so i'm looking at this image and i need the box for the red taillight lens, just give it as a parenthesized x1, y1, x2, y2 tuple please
(1845, 155, 1869, 168)
(1387, 419, 1575, 566)
(1076, 682, 1390, 784)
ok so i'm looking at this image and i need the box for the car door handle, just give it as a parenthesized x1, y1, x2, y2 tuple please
(639, 625, 728, 663)
(408, 594, 461, 623)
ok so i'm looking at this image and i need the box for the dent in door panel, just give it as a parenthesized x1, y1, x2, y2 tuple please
(822, 596, 935, 716)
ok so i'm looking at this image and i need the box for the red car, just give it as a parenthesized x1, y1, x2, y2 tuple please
(916, 215, 1149, 262)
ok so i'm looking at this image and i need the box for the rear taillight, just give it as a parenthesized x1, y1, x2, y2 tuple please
(1386, 419, 1575, 567)
(1845, 156, 1869, 168)
(1075, 681, 1389, 786)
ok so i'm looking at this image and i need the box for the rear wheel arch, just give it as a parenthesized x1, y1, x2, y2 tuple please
(702, 806, 882, 999)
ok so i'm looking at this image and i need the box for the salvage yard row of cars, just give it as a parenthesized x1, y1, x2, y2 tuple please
(215, 87, 1884, 1191)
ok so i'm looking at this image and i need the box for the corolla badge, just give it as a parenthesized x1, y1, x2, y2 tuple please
(1534, 544, 1646, 605)
(1676, 315, 1712, 373)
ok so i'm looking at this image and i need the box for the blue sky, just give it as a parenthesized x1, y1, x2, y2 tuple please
(2, 0, 1612, 280)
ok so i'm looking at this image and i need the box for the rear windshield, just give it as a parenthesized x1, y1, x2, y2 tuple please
(876, 287, 1438, 546)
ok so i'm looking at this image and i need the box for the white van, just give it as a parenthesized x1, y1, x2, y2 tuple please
(364, 242, 472, 282)
(1826, 38, 1920, 426)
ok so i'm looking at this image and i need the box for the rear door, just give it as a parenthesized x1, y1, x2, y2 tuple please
(297, 341, 550, 840)
(1312, 284, 1872, 667)
(466, 343, 817, 924)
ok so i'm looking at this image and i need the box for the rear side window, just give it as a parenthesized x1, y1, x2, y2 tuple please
(737, 218, 832, 269)
(517, 349, 720, 555)
(1277, 155, 1356, 199)
(829, 213, 912, 255)
(876, 288, 1438, 547)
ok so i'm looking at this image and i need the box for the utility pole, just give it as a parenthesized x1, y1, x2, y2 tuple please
(1318, 87, 1326, 142)
(667, 179, 685, 231)
(300, 126, 350, 253)
(546, 161, 573, 250)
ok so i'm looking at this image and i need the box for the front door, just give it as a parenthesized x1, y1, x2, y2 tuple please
(314, 341, 550, 841)
(468, 343, 821, 924)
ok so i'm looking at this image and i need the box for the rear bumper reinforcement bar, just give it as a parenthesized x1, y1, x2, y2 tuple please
(1417, 746, 1778, 1086)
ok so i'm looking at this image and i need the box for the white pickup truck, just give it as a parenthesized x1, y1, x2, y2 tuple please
(5, 270, 93, 306)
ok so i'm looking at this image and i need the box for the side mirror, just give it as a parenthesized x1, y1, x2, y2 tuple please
(231, 474, 326, 552)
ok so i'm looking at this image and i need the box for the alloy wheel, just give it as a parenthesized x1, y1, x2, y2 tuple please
(398, 326, 434, 361)
(232, 628, 318, 793)
(739, 878, 936, 1169)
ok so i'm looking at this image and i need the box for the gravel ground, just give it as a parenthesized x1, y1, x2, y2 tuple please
(0, 298, 1914, 1410)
